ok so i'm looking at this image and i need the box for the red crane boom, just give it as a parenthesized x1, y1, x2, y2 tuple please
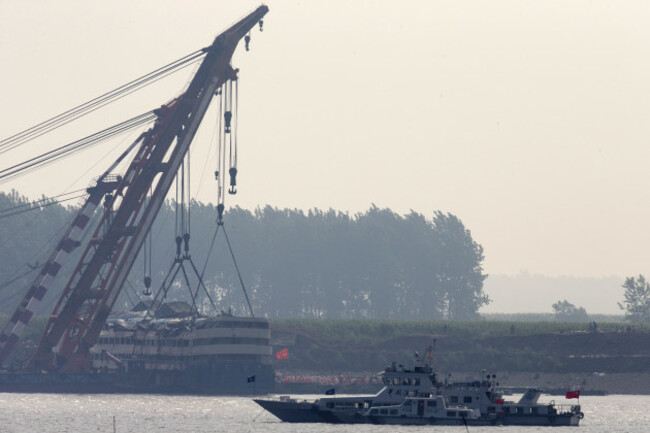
(0, 5, 268, 372)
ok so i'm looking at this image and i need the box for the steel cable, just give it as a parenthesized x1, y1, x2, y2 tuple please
(0, 112, 156, 184)
(0, 49, 207, 154)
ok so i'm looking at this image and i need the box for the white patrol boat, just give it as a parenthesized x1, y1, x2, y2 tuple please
(439, 377, 583, 426)
(254, 348, 584, 426)
(357, 395, 482, 425)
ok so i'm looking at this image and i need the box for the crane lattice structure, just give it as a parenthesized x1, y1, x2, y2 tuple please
(0, 5, 268, 372)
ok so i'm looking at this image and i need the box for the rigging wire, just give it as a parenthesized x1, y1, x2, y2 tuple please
(0, 112, 156, 184)
(234, 78, 239, 170)
(124, 279, 143, 308)
(187, 152, 191, 237)
(0, 194, 86, 221)
(0, 49, 207, 154)
(62, 124, 147, 194)
(0, 266, 42, 297)
(0, 190, 85, 292)
(222, 226, 254, 317)
(0, 206, 101, 311)
(0, 188, 87, 217)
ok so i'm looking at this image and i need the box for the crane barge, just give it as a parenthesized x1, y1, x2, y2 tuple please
(0, 6, 272, 394)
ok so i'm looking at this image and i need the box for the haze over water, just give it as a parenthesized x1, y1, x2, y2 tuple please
(0, 393, 647, 432)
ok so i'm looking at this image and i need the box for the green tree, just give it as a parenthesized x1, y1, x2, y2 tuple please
(551, 300, 588, 322)
(433, 212, 489, 319)
(1, 191, 489, 320)
(619, 275, 650, 323)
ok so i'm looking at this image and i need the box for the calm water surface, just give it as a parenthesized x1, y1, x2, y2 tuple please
(0, 393, 647, 432)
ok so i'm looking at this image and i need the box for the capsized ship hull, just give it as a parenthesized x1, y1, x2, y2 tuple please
(0, 304, 275, 395)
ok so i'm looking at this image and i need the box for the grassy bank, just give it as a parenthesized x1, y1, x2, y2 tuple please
(269, 319, 650, 375)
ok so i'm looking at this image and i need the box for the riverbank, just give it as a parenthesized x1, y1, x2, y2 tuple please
(269, 320, 650, 395)
(273, 371, 650, 395)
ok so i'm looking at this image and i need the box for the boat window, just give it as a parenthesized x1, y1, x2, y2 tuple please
(392, 378, 400, 386)
(427, 400, 437, 407)
(326, 403, 334, 409)
(382, 377, 389, 385)
(364, 401, 372, 409)
(371, 409, 378, 415)
(403, 378, 410, 385)
(449, 396, 459, 403)
(403, 400, 412, 406)
(447, 411, 456, 417)
(380, 409, 388, 415)
(414, 378, 420, 386)
(390, 409, 398, 415)
(464, 396, 472, 403)
(531, 407, 538, 415)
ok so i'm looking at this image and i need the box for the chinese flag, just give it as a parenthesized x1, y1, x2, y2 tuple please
(275, 348, 289, 360)
(565, 390, 580, 399)
(494, 398, 505, 405)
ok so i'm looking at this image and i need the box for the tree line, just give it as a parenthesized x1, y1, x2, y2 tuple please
(0, 190, 489, 320)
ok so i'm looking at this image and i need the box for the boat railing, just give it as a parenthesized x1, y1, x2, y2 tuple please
(553, 404, 580, 415)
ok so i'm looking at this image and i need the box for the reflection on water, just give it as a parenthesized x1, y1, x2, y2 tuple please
(0, 393, 648, 432)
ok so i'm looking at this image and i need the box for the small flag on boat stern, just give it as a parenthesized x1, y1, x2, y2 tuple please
(247, 375, 256, 383)
(325, 388, 335, 395)
(275, 348, 289, 360)
(565, 390, 580, 399)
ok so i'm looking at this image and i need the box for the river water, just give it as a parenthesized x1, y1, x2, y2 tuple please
(0, 393, 647, 432)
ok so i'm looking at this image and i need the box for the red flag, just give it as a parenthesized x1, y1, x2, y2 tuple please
(275, 348, 289, 360)
(494, 398, 505, 405)
(565, 390, 580, 399)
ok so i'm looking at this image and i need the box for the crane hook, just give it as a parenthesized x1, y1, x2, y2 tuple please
(228, 167, 238, 195)
(217, 203, 225, 226)
(259, 20, 264, 32)
(175, 235, 183, 260)
(244, 34, 251, 51)
(224, 111, 232, 133)
(143, 276, 152, 296)
(183, 232, 190, 257)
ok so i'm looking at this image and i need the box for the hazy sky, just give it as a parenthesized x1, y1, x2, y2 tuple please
(1, 0, 649, 282)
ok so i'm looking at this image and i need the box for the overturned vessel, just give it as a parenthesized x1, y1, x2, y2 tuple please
(89, 301, 274, 394)
(0, 302, 274, 394)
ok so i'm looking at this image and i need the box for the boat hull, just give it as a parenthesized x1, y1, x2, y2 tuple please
(254, 399, 492, 425)
(0, 363, 274, 395)
(254, 399, 341, 423)
(254, 399, 581, 426)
